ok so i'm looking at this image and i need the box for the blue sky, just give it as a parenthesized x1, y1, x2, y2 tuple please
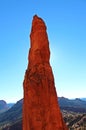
(0, 0, 86, 103)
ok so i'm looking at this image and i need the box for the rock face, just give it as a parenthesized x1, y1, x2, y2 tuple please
(23, 15, 68, 130)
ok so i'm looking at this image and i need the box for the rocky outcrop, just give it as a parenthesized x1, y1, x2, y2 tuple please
(23, 15, 68, 130)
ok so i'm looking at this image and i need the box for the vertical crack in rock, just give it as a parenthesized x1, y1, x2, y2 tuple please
(23, 15, 68, 130)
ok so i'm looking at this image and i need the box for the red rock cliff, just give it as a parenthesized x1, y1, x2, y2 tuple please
(23, 15, 68, 130)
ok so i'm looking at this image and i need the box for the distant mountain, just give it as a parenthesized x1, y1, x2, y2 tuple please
(0, 100, 15, 114)
(0, 97, 86, 130)
(7, 103, 15, 108)
(81, 98, 86, 101)
(0, 99, 22, 130)
(0, 99, 22, 125)
(0, 100, 9, 113)
(58, 97, 86, 113)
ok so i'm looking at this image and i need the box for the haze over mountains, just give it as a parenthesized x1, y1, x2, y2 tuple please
(81, 98, 86, 101)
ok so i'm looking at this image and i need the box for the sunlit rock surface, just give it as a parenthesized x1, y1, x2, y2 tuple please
(23, 15, 68, 130)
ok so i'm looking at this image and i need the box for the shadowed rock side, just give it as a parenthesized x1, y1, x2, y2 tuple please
(23, 15, 68, 130)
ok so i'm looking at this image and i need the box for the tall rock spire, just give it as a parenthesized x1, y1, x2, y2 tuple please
(23, 15, 68, 130)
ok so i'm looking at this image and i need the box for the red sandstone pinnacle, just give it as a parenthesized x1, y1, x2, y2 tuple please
(23, 15, 68, 130)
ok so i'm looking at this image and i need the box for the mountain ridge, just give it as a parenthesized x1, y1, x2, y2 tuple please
(0, 100, 9, 113)
(0, 97, 86, 130)
(58, 97, 86, 113)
